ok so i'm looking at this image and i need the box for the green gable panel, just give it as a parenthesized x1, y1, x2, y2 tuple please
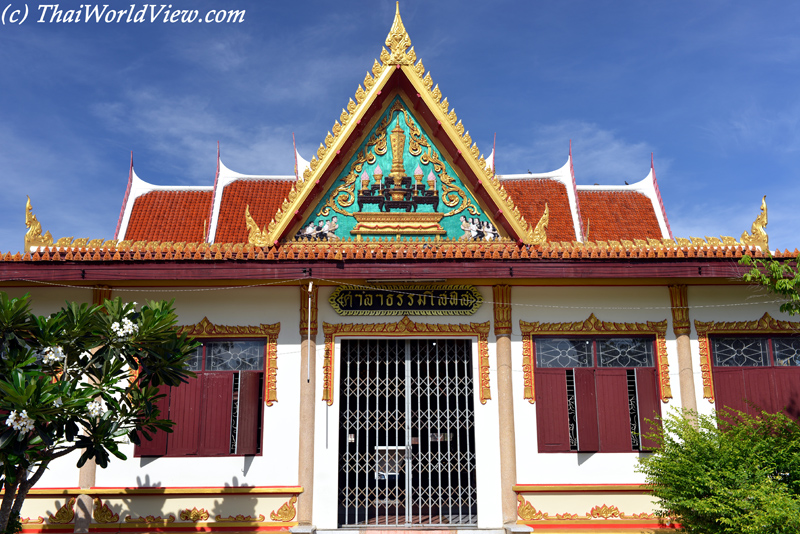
(297, 97, 499, 242)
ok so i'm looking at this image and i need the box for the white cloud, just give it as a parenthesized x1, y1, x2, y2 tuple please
(498, 120, 657, 184)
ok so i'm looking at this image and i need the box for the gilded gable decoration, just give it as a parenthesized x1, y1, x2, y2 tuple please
(257, 4, 540, 245)
(694, 312, 800, 402)
(519, 314, 671, 403)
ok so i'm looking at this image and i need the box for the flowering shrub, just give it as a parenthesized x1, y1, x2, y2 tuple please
(0, 293, 198, 532)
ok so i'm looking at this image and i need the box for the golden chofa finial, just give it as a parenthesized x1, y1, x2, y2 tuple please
(24, 196, 54, 252)
(384, 1, 413, 65)
(740, 195, 768, 250)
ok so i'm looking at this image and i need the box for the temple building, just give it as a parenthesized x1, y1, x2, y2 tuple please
(4, 5, 797, 534)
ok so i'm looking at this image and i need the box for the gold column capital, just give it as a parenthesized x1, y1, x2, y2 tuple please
(668, 285, 690, 336)
(300, 283, 319, 337)
(493, 285, 512, 336)
(92, 285, 112, 306)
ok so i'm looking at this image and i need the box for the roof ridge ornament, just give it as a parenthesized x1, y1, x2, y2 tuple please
(24, 196, 54, 251)
(383, 2, 414, 65)
(740, 195, 768, 251)
(528, 203, 549, 246)
(245, 205, 271, 247)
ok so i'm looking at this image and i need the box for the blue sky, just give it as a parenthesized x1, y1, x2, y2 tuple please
(2, 0, 799, 253)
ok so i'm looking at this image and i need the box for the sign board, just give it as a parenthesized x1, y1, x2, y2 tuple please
(329, 284, 483, 316)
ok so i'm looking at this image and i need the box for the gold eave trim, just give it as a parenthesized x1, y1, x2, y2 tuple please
(265, 65, 395, 244)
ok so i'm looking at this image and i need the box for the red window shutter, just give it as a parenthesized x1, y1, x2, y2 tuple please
(198, 373, 234, 456)
(774, 368, 800, 420)
(743, 368, 776, 416)
(236, 371, 262, 455)
(573, 368, 599, 452)
(535, 369, 571, 452)
(635, 368, 662, 451)
(713, 368, 747, 416)
(595, 369, 632, 452)
(134, 388, 170, 457)
(168, 375, 205, 456)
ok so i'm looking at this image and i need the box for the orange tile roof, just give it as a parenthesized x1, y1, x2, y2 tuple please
(502, 179, 576, 242)
(126, 190, 212, 242)
(214, 179, 295, 244)
(577, 191, 662, 242)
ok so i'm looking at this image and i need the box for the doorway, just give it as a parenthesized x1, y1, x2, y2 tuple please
(337, 338, 478, 527)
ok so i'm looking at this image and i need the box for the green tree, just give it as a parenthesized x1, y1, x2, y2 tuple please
(637, 409, 800, 534)
(0, 293, 197, 532)
(740, 255, 800, 315)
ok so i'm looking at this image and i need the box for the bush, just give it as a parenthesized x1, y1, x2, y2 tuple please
(638, 409, 800, 534)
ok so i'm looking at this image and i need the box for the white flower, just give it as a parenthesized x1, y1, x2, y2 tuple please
(5, 409, 35, 432)
(53, 398, 63, 407)
(41, 346, 65, 365)
(87, 400, 105, 417)
(111, 317, 138, 338)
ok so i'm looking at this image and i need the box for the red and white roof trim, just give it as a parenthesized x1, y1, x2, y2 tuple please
(576, 165, 672, 240)
(497, 154, 584, 242)
(205, 159, 294, 243)
(116, 166, 213, 242)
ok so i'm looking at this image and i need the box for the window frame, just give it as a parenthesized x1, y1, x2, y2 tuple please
(532, 335, 660, 453)
(134, 317, 280, 458)
(707, 333, 800, 418)
(520, 314, 670, 454)
(695, 312, 800, 404)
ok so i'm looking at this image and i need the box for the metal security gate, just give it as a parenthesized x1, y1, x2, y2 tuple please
(338, 338, 478, 527)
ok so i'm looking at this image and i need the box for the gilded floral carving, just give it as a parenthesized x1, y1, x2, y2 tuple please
(519, 314, 671, 403)
(48, 497, 75, 524)
(215, 514, 266, 522)
(124, 515, 175, 523)
(179, 317, 280, 406)
(92, 498, 119, 523)
(695, 312, 800, 402)
(517, 496, 657, 522)
(269, 495, 297, 522)
(179, 507, 210, 522)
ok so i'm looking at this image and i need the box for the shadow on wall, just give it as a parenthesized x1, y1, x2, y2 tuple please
(211, 477, 259, 521)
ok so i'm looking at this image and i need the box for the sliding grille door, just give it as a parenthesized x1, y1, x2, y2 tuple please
(338, 338, 477, 527)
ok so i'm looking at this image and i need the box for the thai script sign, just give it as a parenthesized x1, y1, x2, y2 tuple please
(329, 285, 483, 316)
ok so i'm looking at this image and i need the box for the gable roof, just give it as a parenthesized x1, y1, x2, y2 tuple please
(260, 4, 541, 246)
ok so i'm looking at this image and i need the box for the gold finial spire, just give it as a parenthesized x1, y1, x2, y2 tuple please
(384, 2, 413, 65)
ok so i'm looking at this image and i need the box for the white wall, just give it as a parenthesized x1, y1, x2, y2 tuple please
(511, 285, 677, 485)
